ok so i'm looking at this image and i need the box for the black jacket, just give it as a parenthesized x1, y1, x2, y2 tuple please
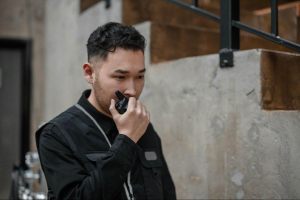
(36, 90, 176, 200)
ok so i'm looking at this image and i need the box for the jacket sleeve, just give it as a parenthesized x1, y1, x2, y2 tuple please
(157, 136, 177, 200)
(38, 125, 140, 200)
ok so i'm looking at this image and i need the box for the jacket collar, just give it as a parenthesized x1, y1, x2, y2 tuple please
(77, 90, 115, 135)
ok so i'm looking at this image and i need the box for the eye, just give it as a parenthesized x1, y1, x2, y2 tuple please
(115, 76, 125, 80)
(137, 75, 144, 79)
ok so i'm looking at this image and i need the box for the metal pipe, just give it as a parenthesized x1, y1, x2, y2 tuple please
(232, 20, 300, 53)
(193, 0, 198, 7)
(165, 0, 220, 23)
(271, 0, 278, 36)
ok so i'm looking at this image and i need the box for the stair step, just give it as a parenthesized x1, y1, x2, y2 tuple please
(243, 1, 300, 43)
(135, 21, 299, 64)
(261, 50, 300, 110)
(125, 0, 300, 43)
(123, 0, 220, 29)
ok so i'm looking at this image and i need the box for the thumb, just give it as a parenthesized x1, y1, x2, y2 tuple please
(109, 99, 119, 117)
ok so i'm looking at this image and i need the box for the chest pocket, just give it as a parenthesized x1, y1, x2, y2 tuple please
(139, 149, 164, 199)
(84, 151, 114, 171)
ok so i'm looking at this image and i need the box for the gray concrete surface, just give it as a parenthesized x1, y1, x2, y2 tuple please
(141, 49, 300, 199)
(43, 0, 122, 121)
(134, 21, 151, 69)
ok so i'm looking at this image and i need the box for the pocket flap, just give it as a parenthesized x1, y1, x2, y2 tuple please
(139, 149, 162, 168)
(85, 152, 109, 162)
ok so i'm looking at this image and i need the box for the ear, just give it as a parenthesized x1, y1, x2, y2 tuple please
(83, 62, 94, 84)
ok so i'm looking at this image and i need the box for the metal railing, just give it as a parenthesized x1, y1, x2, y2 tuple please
(165, 0, 300, 67)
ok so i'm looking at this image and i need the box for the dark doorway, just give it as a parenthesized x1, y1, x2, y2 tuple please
(0, 39, 31, 198)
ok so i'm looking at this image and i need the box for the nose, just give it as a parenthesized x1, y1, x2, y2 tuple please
(123, 79, 136, 98)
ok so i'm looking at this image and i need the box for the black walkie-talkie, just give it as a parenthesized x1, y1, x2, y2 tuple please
(115, 91, 128, 114)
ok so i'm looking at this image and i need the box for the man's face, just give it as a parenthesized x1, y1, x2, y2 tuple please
(92, 48, 145, 116)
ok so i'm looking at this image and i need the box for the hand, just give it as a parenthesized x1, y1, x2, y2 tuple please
(109, 97, 150, 143)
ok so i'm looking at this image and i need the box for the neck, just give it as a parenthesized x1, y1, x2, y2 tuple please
(87, 89, 113, 119)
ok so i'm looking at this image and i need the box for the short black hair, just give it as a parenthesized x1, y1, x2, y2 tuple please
(87, 22, 146, 62)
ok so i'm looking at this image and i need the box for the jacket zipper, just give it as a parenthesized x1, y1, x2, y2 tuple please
(124, 181, 133, 200)
(75, 103, 135, 200)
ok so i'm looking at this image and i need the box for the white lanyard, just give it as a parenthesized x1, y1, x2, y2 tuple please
(75, 103, 134, 200)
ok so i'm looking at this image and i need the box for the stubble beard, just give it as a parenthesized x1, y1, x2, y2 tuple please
(93, 77, 112, 116)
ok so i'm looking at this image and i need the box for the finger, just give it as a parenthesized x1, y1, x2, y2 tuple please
(142, 104, 147, 115)
(136, 100, 143, 114)
(127, 97, 137, 111)
(109, 99, 119, 117)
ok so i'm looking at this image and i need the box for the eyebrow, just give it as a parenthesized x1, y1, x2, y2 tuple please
(113, 68, 146, 74)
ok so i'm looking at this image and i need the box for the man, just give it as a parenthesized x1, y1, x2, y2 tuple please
(36, 22, 176, 200)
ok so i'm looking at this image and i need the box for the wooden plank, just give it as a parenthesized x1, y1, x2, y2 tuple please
(253, 1, 300, 17)
(261, 50, 300, 110)
(80, 0, 102, 13)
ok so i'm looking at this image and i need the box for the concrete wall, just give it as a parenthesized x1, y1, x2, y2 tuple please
(142, 49, 300, 199)
(43, 0, 122, 121)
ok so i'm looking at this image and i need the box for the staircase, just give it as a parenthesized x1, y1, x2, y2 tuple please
(122, 0, 300, 64)
(123, 1, 300, 199)
(142, 48, 300, 200)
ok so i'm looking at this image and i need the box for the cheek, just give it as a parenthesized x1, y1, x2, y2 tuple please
(136, 80, 145, 94)
(95, 76, 118, 96)
(98, 75, 117, 88)
(104, 79, 123, 94)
